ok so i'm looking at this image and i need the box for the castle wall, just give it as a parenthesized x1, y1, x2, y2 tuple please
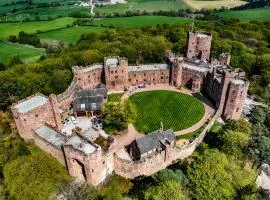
(128, 69, 169, 86)
(75, 67, 103, 89)
(34, 133, 66, 165)
(181, 68, 204, 89)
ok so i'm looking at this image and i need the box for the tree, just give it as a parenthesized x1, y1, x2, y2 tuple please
(152, 169, 189, 186)
(144, 180, 187, 200)
(102, 102, 134, 134)
(8, 56, 23, 67)
(223, 120, 252, 135)
(253, 136, 270, 166)
(250, 106, 266, 124)
(220, 130, 251, 158)
(0, 63, 6, 71)
(187, 149, 256, 200)
(8, 35, 17, 43)
(100, 175, 133, 200)
(59, 183, 99, 200)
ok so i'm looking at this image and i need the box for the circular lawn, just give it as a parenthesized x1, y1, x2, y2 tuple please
(129, 90, 205, 133)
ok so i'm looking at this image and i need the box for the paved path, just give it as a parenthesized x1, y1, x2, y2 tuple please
(110, 124, 144, 153)
(120, 84, 216, 136)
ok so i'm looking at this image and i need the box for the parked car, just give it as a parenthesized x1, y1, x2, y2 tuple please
(138, 83, 146, 88)
(61, 121, 67, 127)
(70, 116, 78, 124)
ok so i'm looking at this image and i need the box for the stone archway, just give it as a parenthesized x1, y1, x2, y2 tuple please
(70, 159, 87, 182)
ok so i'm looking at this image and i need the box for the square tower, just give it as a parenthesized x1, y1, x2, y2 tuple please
(186, 31, 212, 61)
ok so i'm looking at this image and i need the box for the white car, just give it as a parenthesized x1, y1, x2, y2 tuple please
(70, 116, 78, 124)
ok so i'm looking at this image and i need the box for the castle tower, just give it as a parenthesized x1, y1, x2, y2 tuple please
(219, 53, 231, 66)
(171, 59, 183, 86)
(223, 79, 249, 120)
(104, 57, 128, 90)
(186, 31, 212, 61)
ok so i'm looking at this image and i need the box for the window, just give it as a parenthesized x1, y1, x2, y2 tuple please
(115, 70, 117, 73)
(134, 74, 136, 77)
(111, 71, 113, 73)
(111, 81, 115, 86)
(144, 73, 146, 76)
(35, 114, 38, 118)
(88, 75, 90, 78)
(94, 73, 95, 75)
(115, 76, 118, 79)
(161, 76, 163, 79)
(128, 79, 131, 82)
(231, 99, 233, 103)
(232, 90, 236, 94)
(136, 80, 138, 82)
(236, 108, 239, 112)
(122, 70, 124, 72)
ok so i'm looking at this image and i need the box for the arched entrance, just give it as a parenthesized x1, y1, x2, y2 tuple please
(70, 159, 87, 182)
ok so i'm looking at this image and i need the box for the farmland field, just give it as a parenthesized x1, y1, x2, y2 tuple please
(183, 0, 246, 9)
(217, 7, 270, 22)
(92, 16, 197, 28)
(129, 90, 205, 133)
(38, 26, 108, 43)
(0, 17, 75, 40)
(0, 41, 45, 64)
(96, 0, 189, 15)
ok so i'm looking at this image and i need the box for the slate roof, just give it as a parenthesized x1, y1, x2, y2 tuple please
(135, 129, 175, 155)
(14, 95, 48, 113)
(73, 88, 107, 112)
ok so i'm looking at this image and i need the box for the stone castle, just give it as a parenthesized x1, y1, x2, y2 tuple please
(11, 31, 249, 186)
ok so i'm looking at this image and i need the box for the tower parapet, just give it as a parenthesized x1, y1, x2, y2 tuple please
(186, 31, 212, 61)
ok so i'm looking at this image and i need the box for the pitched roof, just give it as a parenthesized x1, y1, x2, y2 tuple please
(73, 88, 107, 112)
(14, 95, 48, 113)
(135, 129, 175, 155)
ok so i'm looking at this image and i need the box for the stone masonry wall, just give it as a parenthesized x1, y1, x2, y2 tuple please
(128, 69, 169, 86)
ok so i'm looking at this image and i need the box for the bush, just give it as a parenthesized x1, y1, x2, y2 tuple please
(8, 35, 17, 43)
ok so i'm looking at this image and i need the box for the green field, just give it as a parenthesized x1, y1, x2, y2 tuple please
(217, 7, 270, 22)
(0, 41, 45, 64)
(129, 90, 205, 133)
(0, 5, 90, 21)
(96, 0, 189, 15)
(93, 16, 196, 28)
(0, 17, 75, 40)
(38, 26, 108, 43)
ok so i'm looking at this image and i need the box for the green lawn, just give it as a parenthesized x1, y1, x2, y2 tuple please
(0, 17, 75, 40)
(129, 90, 205, 133)
(217, 7, 270, 22)
(0, 41, 45, 64)
(93, 16, 196, 28)
(108, 93, 124, 102)
(38, 26, 108, 43)
(96, 0, 189, 15)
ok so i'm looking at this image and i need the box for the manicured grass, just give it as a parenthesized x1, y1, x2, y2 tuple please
(93, 16, 197, 28)
(96, 0, 189, 15)
(217, 7, 270, 22)
(38, 26, 108, 43)
(129, 90, 205, 133)
(108, 93, 124, 102)
(0, 17, 75, 40)
(0, 41, 45, 64)
(183, 0, 246, 9)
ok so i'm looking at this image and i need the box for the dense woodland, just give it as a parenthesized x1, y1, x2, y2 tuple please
(0, 15, 270, 200)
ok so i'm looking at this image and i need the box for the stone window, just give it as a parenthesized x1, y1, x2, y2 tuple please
(161, 76, 163, 79)
(231, 99, 233, 103)
(136, 80, 138, 82)
(111, 81, 115, 86)
(115, 70, 117, 73)
(144, 73, 146, 76)
(134, 74, 136, 77)
(236, 108, 239, 112)
(103, 161, 105, 165)
(24, 119, 26, 122)
(115, 76, 118, 79)
(94, 73, 95, 75)
(128, 79, 131, 82)
(232, 90, 236, 94)
(153, 73, 155, 75)
(35, 114, 38, 118)
(111, 71, 113, 74)
(88, 75, 90, 78)
(122, 70, 124, 72)
(144, 79, 147, 82)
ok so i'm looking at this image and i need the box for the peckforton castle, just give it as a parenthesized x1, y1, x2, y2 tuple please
(11, 31, 249, 186)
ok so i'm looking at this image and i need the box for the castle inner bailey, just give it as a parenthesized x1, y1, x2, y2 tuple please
(11, 31, 249, 186)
